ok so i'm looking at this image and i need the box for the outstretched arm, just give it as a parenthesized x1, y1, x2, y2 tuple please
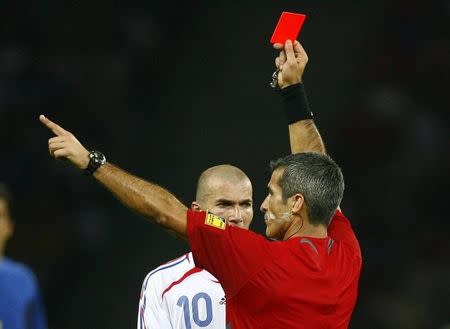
(274, 42, 343, 213)
(94, 163, 187, 237)
(273, 40, 326, 155)
(39, 115, 188, 238)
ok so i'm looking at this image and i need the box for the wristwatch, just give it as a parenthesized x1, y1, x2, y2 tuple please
(84, 150, 106, 175)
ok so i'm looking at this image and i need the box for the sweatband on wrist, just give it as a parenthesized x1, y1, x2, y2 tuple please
(280, 83, 313, 124)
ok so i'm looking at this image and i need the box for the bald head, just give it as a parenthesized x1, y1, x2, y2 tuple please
(193, 165, 253, 229)
(196, 165, 250, 203)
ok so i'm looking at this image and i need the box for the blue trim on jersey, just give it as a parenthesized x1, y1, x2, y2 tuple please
(143, 255, 189, 290)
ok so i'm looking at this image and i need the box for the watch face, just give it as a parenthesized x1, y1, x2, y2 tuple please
(90, 151, 106, 164)
(85, 150, 106, 175)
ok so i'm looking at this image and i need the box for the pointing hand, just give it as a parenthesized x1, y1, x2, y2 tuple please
(39, 115, 90, 170)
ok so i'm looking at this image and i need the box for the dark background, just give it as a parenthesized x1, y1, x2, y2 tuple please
(1, 0, 449, 328)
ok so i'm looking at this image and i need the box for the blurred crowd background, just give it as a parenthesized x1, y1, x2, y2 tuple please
(1, 0, 449, 328)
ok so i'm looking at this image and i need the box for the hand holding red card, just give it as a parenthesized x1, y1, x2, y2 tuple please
(270, 12, 307, 44)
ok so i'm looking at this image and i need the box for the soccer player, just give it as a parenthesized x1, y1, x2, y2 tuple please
(0, 184, 48, 329)
(137, 165, 253, 329)
(40, 40, 361, 328)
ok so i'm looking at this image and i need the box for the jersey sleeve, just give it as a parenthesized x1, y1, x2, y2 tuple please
(137, 274, 172, 329)
(27, 269, 48, 329)
(31, 290, 48, 329)
(328, 210, 361, 258)
(186, 210, 272, 298)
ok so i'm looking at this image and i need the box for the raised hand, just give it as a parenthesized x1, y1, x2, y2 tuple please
(273, 40, 308, 88)
(39, 115, 90, 170)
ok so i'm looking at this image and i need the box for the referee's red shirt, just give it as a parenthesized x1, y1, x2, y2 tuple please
(187, 210, 361, 329)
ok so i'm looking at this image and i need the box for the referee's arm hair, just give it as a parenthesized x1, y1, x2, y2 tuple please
(275, 41, 339, 210)
(39, 114, 188, 239)
(273, 40, 326, 155)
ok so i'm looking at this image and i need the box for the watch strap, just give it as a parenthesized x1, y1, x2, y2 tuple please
(84, 150, 106, 176)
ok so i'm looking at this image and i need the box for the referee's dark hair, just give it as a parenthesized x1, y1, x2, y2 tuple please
(270, 152, 344, 226)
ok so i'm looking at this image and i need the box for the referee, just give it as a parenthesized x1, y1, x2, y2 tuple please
(41, 40, 361, 328)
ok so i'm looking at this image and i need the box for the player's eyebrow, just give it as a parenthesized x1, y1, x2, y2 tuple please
(215, 198, 252, 206)
(215, 199, 234, 205)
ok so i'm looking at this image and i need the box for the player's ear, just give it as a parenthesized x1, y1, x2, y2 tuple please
(191, 201, 201, 211)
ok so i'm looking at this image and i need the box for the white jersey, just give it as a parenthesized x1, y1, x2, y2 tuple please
(137, 252, 226, 329)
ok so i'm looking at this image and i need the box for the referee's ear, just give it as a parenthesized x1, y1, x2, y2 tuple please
(291, 193, 305, 214)
(191, 201, 201, 211)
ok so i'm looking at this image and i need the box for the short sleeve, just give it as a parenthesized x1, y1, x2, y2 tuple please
(187, 210, 273, 297)
(137, 275, 172, 329)
(31, 290, 47, 329)
(26, 268, 48, 329)
(328, 210, 361, 258)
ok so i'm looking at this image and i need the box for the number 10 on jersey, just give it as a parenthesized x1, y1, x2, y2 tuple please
(177, 292, 213, 328)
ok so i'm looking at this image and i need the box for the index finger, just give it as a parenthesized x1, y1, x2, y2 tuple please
(39, 115, 69, 136)
(273, 43, 284, 50)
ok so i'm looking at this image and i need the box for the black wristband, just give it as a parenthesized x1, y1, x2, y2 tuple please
(279, 83, 313, 124)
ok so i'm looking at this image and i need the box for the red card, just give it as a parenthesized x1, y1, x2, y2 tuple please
(270, 12, 307, 44)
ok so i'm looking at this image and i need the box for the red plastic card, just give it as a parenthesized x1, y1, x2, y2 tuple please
(270, 12, 307, 44)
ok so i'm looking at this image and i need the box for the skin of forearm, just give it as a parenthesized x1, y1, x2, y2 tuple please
(289, 119, 326, 154)
(289, 120, 338, 210)
(93, 163, 188, 237)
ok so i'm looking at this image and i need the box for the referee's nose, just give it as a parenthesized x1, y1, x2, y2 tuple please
(260, 195, 269, 213)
